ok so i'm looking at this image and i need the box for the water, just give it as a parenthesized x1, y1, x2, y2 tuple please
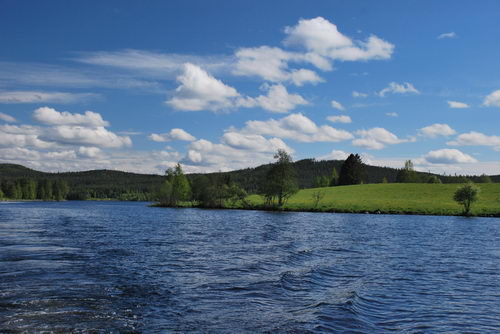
(1, 201, 499, 333)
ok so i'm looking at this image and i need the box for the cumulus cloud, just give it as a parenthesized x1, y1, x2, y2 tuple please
(239, 113, 353, 143)
(241, 84, 308, 113)
(233, 46, 324, 86)
(181, 138, 293, 172)
(378, 82, 420, 97)
(327, 115, 352, 123)
(0, 125, 53, 149)
(422, 149, 477, 164)
(318, 149, 349, 161)
(149, 128, 196, 142)
(166, 63, 240, 111)
(78, 146, 102, 158)
(43, 125, 132, 148)
(352, 127, 410, 150)
(419, 123, 456, 138)
(330, 100, 345, 111)
(222, 132, 291, 152)
(386, 112, 398, 117)
(448, 131, 500, 151)
(352, 91, 368, 98)
(0, 112, 17, 122)
(483, 90, 500, 107)
(33, 107, 109, 127)
(283, 17, 394, 62)
(447, 101, 469, 109)
(0, 90, 99, 104)
(437, 32, 457, 39)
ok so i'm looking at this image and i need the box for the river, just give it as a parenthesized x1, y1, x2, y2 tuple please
(1, 201, 499, 333)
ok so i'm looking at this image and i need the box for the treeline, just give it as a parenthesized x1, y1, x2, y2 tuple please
(395, 160, 493, 184)
(0, 164, 162, 201)
(188, 158, 498, 194)
(0, 178, 69, 201)
(157, 164, 247, 208)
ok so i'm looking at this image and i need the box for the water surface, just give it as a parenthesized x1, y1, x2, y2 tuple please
(1, 201, 499, 333)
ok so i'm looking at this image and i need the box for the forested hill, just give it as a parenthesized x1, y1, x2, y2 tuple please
(1, 161, 498, 199)
(188, 159, 500, 193)
(0, 164, 163, 199)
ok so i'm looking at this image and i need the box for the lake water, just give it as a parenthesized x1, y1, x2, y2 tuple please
(1, 201, 499, 333)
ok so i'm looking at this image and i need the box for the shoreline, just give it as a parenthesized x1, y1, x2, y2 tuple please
(150, 203, 500, 218)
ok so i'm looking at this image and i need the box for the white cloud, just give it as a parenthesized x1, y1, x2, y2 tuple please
(283, 17, 394, 62)
(422, 149, 477, 164)
(78, 146, 102, 158)
(386, 112, 398, 117)
(330, 100, 345, 111)
(33, 107, 109, 127)
(447, 101, 469, 109)
(437, 32, 457, 39)
(240, 113, 353, 143)
(181, 138, 294, 172)
(327, 115, 352, 123)
(0, 61, 162, 91)
(378, 82, 420, 97)
(43, 126, 132, 148)
(353, 127, 410, 150)
(318, 149, 349, 161)
(448, 131, 500, 151)
(0, 125, 53, 149)
(233, 46, 323, 86)
(483, 90, 500, 107)
(0, 90, 99, 104)
(75, 49, 230, 78)
(222, 132, 291, 153)
(0, 112, 17, 122)
(148, 128, 196, 142)
(352, 91, 368, 98)
(419, 123, 457, 138)
(241, 84, 308, 113)
(166, 63, 240, 112)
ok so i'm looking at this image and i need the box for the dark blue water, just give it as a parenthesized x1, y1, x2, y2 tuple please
(1, 201, 499, 333)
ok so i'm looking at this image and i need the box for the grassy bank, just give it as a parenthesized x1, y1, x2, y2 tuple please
(244, 183, 500, 216)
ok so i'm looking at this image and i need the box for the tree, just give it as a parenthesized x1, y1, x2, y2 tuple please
(52, 180, 69, 201)
(396, 160, 418, 183)
(261, 149, 298, 207)
(311, 190, 325, 209)
(313, 175, 329, 188)
(37, 179, 53, 200)
(170, 164, 191, 205)
(338, 154, 364, 185)
(157, 179, 173, 206)
(478, 174, 492, 183)
(427, 175, 442, 184)
(453, 182, 480, 216)
(330, 167, 339, 186)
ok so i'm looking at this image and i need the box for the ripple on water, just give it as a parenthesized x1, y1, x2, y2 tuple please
(1, 202, 499, 333)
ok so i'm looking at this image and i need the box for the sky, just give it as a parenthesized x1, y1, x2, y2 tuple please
(1, 0, 499, 175)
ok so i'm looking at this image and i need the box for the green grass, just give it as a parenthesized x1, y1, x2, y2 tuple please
(245, 183, 500, 216)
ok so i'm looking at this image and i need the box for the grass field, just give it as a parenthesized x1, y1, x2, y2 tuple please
(245, 183, 500, 216)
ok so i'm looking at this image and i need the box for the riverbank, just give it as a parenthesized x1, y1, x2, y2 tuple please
(153, 183, 500, 217)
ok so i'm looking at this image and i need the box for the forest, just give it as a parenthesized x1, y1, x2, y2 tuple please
(0, 155, 498, 202)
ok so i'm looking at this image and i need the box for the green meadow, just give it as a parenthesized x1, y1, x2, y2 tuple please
(245, 183, 500, 216)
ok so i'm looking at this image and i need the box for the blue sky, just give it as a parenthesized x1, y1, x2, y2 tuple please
(1, 0, 499, 175)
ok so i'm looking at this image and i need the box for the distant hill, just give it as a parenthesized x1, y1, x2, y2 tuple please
(0, 164, 163, 199)
(1, 161, 498, 198)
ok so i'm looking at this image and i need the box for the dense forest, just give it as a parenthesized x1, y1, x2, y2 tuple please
(0, 159, 498, 201)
